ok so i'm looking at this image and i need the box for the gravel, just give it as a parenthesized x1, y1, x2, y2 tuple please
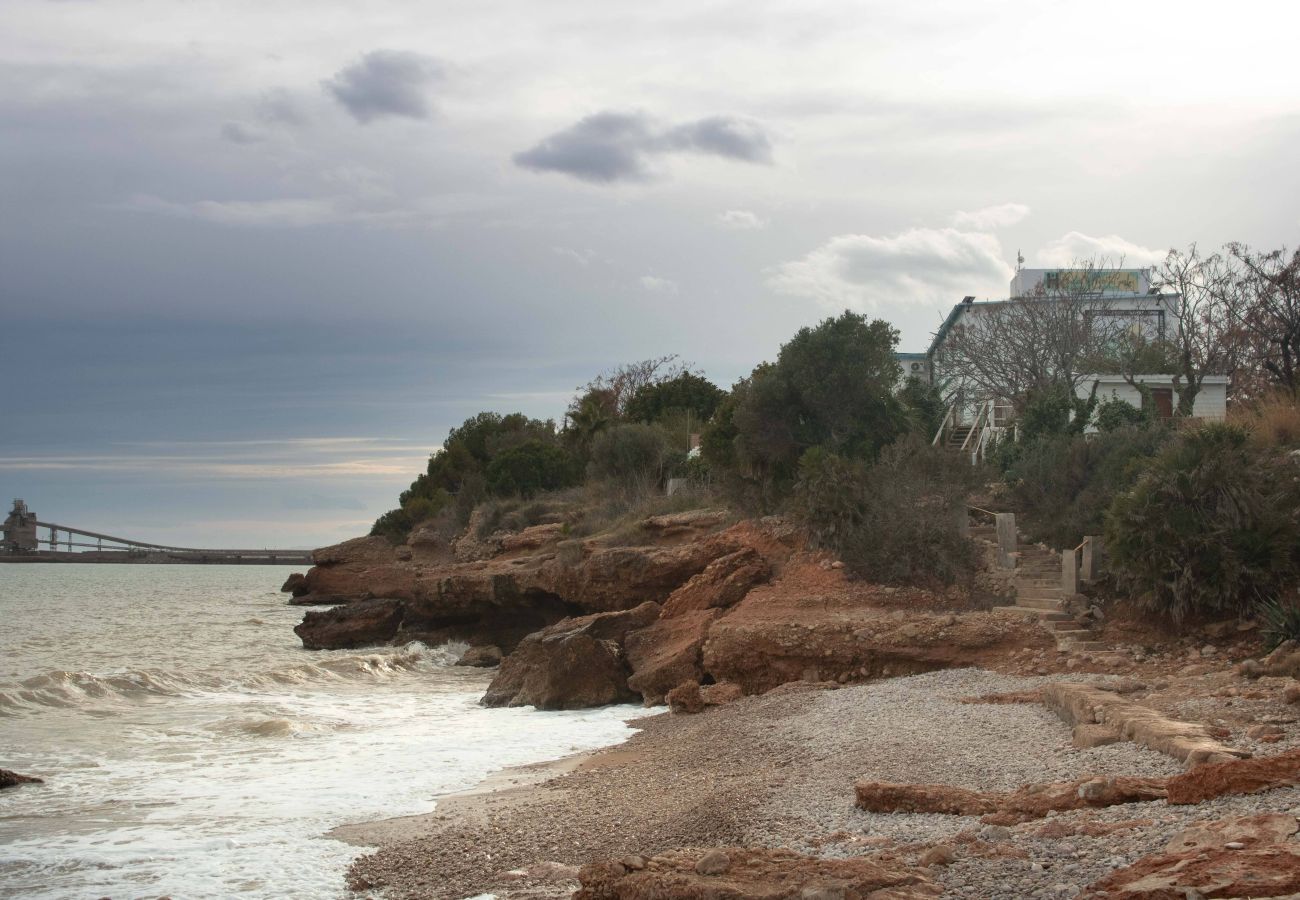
(346, 667, 1300, 900)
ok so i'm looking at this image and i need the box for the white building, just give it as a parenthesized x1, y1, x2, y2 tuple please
(1081, 374, 1229, 427)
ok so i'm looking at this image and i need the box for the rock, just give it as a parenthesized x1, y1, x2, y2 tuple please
(574, 848, 941, 900)
(855, 776, 1168, 825)
(919, 845, 956, 867)
(455, 645, 503, 668)
(978, 825, 1012, 842)
(1239, 658, 1263, 679)
(625, 610, 721, 704)
(1247, 724, 1286, 740)
(1164, 814, 1299, 854)
(280, 572, 308, 596)
(1090, 844, 1300, 898)
(1072, 724, 1121, 749)
(500, 523, 565, 553)
(666, 680, 704, 714)
(700, 682, 744, 707)
(1041, 683, 1248, 766)
(482, 603, 661, 710)
(1261, 640, 1300, 678)
(659, 547, 769, 618)
(641, 509, 730, 534)
(694, 849, 731, 876)
(1166, 747, 1300, 805)
(0, 769, 43, 789)
(293, 598, 405, 650)
(1284, 683, 1300, 705)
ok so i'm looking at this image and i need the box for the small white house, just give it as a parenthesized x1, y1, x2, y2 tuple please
(1078, 374, 1229, 430)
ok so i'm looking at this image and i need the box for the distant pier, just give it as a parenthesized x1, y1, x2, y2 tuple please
(1, 499, 312, 566)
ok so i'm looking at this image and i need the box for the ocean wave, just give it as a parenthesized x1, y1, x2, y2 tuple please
(0, 641, 470, 715)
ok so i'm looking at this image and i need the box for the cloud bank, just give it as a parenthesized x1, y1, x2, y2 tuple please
(324, 50, 444, 123)
(1037, 231, 1167, 266)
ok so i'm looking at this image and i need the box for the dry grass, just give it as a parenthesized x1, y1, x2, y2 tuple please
(1230, 391, 1300, 450)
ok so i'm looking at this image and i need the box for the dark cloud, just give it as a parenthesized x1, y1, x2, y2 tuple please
(663, 115, 772, 162)
(323, 50, 443, 123)
(513, 111, 773, 183)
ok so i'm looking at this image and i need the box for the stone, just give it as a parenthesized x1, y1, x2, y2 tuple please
(1090, 843, 1300, 898)
(574, 848, 941, 900)
(1072, 724, 1121, 749)
(978, 825, 1011, 843)
(666, 680, 705, 714)
(455, 645, 503, 668)
(1165, 813, 1299, 853)
(1284, 683, 1300, 705)
(0, 769, 44, 789)
(919, 845, 956, 867)
(625, 610, 721, 704)
(1247, 724, 1285, 740)
(660, 547, 770, 618)
(694, 850, 731, 876)
(1166, 748, 1300, 805)
(699, 682, 744, 707)
(294, 598, 405, 650)
(279, 572, 308, 596)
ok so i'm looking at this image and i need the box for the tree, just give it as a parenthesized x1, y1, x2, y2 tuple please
(587, 423, 675, 494)
(937, 259, 1135, 412)
(624, 372, 724, 426)
(569, 355, 695, 420)
(484, 441, 582, 498)
(1229, 243, 1300, 395)
(1151, 244, 1248, 415)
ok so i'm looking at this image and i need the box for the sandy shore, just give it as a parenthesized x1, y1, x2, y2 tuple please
(337, 666, 1300, 900)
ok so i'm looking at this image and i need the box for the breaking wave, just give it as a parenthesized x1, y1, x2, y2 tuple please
(0, 641, 469, 715)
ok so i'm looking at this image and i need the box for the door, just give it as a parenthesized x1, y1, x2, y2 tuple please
(1146, 388, 1173, 419)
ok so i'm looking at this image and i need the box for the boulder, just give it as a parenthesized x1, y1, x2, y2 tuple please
(659, 548, 769, 618)
(574, 848, 941, 900)
(1165, 747, 1300, 805)
(294, 598, 405, 650)
(1260, 640, 1300, 678)
(625, 610, 721, 704)
(666, 681, 705, 714)
(455, 645, 503, 668)
(543, 537, 742, 613)
(1164, 813, 1298, 853)
(280, 572, 308, 596)
(0, 769, 43, 790)
(482, 603, 661, 710)
(500, 523, 566, 553)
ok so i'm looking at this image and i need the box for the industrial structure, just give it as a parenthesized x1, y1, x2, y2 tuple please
(1, 499, 311, 565)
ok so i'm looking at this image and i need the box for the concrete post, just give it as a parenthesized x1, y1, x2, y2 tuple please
(1062, 549, 1079, 595)
(1080, 536, 1097, 582)
(995, 513, 1017, 570)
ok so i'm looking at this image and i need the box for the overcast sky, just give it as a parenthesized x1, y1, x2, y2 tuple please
(2, 0, 1298, 547)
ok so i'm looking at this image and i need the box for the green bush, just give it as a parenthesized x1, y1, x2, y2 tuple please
(1258, 596, 1300, 650)
(484, 440, 582, 498)
(1095, 396, 1153, 433)
(1106, 424, 1300, 623)
(1007, 424, 1171, 549)
(791, 436, 978, 586)
(624, 372, 725, 425)
(588, 423, 672, 493)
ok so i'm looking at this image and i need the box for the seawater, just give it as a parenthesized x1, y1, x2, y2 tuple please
(0, 565, 647, 899)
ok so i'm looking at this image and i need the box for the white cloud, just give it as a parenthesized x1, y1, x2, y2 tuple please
(717, 209, 768, 230)
(1036, 232, 1168, 267)
(553, 246, 597, 266)
(950, 202, 1030, 230)
(639, 275, 679, 294)
(767, 227, 1013, 310)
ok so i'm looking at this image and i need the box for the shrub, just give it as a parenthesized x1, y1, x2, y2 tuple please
(1258, 596, 1300, 650)
(1095, 396, 1153, 433)
(484, 440, 582, 498)
(897, 376, 946, 440)
(791, 436, 978, 586)
(588, 423, 672, 494)
(1106, 424, 1300, 623)
(1006, 424, 1171, 549)
(1233, 392, 1300, 450)
(624, 372, 725, 425)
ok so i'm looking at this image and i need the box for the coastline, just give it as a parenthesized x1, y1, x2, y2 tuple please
(340, 667, 1300, 900)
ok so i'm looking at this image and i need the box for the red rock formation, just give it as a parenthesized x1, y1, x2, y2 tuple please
(855, 775, 1169, 825)
(574, 847, 941, 900)
(625, 610, 722, 704)
(1090, 814, 1300, 898)
(482, 603, 662, 710)
(659, 547, 769, 617)
(1165, 747, 1300, 805)
(293, 598, 405, 650)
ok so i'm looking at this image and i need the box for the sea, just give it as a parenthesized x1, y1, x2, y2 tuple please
(0, 564, 647, 899)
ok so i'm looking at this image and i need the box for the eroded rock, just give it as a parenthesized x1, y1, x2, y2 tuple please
(574, 847, 941, 900)
(482, 603, 661, 710)
(1165, 747, 1300, 805)
(0, 769, 44, 789)
(455, 645, 503, 668)
(626, 610, 721, 704)
(293, 598, 404, 650)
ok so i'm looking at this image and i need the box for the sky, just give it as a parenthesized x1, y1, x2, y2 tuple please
(2, 0, 1298, 548)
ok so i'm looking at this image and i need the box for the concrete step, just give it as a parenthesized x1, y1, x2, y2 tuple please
(1062, 640, 1108, 652)
(989, 606, 1070, 620)
(1050, 619, 1084, 631)
(1016, 598, 1065, 611)
(1054, 629, 1092, 639)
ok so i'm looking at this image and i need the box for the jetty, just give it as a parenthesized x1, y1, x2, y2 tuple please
(1, 499, 312, 565)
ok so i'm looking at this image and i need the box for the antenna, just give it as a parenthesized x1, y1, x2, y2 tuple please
(1016, 250, 1025, 272)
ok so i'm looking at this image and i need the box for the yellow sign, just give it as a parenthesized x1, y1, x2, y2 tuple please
(1044, 270, 1141, 293)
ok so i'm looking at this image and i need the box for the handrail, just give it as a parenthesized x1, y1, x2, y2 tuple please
(932, 402, 957, 447)
(960, 401, 989, 453)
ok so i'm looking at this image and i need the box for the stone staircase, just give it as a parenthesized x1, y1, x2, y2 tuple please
(978, 527, 1120, 660)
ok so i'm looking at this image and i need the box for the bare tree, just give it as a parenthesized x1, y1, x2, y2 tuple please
(1151, 244, 1249, 414)
(935, 260, 1133, 412)
(1228, 243, 1300, 395)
